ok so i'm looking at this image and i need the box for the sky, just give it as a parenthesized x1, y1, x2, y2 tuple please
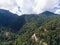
(0, 0, 59, 16)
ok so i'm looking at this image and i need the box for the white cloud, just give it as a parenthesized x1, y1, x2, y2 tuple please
(0, 0, 19, 14)
(0, 0, 59, 16)
(33, 0, 47, 14)
(55, 9, 60, 14)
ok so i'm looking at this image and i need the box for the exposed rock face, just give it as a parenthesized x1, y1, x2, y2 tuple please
(4, 32, 10, 36)
(31, 33, 48, 45)
(31, 33, 38, 42)
(42, 42, 48, 45)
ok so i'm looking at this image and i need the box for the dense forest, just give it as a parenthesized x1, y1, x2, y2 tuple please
(0, 9, 60, 45)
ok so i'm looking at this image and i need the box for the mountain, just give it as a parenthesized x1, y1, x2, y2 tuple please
(0, 9, 60, 45)
(0, 9, 26, 31)
(41, 11, 55, 15)
(0, 9, 18, 26)
(0, 9, 55, 30)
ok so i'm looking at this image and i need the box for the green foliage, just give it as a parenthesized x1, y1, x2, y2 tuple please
(0, 9, 60, 45)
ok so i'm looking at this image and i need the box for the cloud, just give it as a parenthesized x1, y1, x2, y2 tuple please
(16, 0, 48, 14)
(0, 0, 59, 16)
(51, 0, 60, 14)
(0, 0, 19, 14)
(16, 0, 59, 15)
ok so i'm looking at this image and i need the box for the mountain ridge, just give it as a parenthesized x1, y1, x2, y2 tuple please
(0, 9, 60, 45)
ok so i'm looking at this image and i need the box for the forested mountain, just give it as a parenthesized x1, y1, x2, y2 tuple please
(0, 9, 26, 31)
(0, 9, 60, 45)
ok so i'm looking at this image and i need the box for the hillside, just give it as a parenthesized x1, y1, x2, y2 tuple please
(0, 9, 60, 45)
(15, 15, 60, 45)
(34, 19, 60, 45)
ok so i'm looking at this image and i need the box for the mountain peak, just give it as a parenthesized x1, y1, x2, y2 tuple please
(42, 11, 55, 15)
(0, 9, 18, 17)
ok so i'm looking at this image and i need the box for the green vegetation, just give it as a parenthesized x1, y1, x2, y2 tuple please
(0, 9, 60, 45)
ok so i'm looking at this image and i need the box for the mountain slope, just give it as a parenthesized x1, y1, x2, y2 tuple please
(0, 9, 18, 27)
(0, 9, 26, 31)
(0, 9, 60, 45)
(16, 17, 60, 45)
(34, 19, 60, 45)
(14, 11, 60, 45)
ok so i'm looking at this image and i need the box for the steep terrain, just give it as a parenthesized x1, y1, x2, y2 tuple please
(0, 9, 60, 45)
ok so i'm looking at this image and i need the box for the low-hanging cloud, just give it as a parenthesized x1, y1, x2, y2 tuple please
(0, 0, 59, 16)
